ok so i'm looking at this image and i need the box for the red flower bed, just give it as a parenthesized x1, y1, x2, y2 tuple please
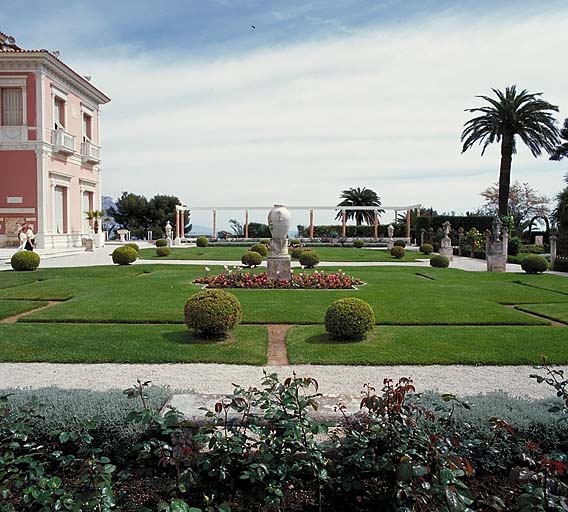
(194, 269, 362, 289)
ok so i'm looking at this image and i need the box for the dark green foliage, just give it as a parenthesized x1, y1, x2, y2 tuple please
(289, 239, 301, 246)
(299, 249, 320, 268)
(430, 255, 450, 268)
(415, 216, 431, 234)
(124, 242, 139, 252)
(259, 239, 270, 246)
(250, 243, 268, 257)
(325, 297, 375, 339)
(111, 246, 138, 265)
(156, 246, 171, 257)
(290, 247, 305, 259)
(155, 238, 168, 247)
(184, 289, 242, 336)
(241, 250, 262, 267)
(393, 239, 406, 248)
(390, 246, 405, 258)
(335, 187, 384, 225)
(353, 239, 365, 248)
(553, 174, 568, 235)
(521, 254, 549, 274)
(196, 236, 208, 247)
(247, 222, 271, 238)
(420, 243, 433, 254)
(508, 236, 522, 256)
(550, 118, 568, 161)
(10, 251, 40, 271)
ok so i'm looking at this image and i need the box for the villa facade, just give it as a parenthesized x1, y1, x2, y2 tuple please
(0, 31, 110, 249)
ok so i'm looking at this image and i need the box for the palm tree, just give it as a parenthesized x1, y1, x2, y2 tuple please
(553, 174, 568, 235)
(461, 86, 560, 216)
(550, 118, 568, 161)
(335, 187, 384, 225)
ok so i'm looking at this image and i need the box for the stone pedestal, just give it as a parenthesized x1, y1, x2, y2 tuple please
(387, 239, 394, 250)
(486, 219, 509, 272)
(439, 236, 453, 261)
(267, 255, 292, 281)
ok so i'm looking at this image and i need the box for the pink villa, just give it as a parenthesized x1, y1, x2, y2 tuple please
(0, 31, 110, 249)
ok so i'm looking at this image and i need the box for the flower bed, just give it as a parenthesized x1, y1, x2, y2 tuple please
(194, 268, 362, 289)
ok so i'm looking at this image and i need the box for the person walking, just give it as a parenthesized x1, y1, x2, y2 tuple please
(17, 224, 27, 252)
(24, 224, 35, 251)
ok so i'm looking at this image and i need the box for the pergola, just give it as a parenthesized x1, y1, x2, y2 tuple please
(174, 204, 422, 240)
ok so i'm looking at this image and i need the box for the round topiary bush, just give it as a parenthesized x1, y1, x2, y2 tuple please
(324, 297, 375, 340)
(184, 289, 242, 337)
(390, 246, 405, 258)
(156, 246, 171, 257)
(420, 243, 433, 255)
(299, 250, 320, 268)
(260, 239, 270, 247)
(156, 239, 168, 248)
(112, 246, 138, 265)
(11, 251, 40, 271)
(125, 242, 139, 252)
(521, 254, 548, 274)
(196, 236, 209, 248)
(430, 255, 449, 268)
(242, 251, 262, 267)
(353, 240, 365, 249)
(250, 243, 268, 257)
(289, 239, 301, 246)
(394, 240, 406, 248)
(290, 247, 305, 260)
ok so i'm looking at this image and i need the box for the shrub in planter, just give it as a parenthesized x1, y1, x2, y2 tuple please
(242, 251, 262, 268)
(521, 254, 548, 274)
(420, 243, 433, 255)
(290, 247, 305, 259)
(112, 246, 138, 265)
(299, 249, 320, 268)
(156, 246, 171, 257)
(184, 289, 242, 336)
(155, 238, 168, 247)
(394, 240, 406, 248)
(390, 246, 405, 258)
(250, 243, 268, 257)
(430, 255, 449, 268)
(125, 242, 139, 252)
(196, 236, 209, 247)
(353, 239, 365, 248)
(325, 297, 375, 340)
(11, 251, 40, 271)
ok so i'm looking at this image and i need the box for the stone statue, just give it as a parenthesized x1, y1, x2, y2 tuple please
(387, 224, 395, 249)
(267, 204, 292, 280)
(165, 221, 172, 240)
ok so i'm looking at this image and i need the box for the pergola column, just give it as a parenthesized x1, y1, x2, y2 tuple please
(341, 209, 346, 238)
(212, 209, 217, 237)
(374, 210, 379, 239)
(309, 209, 314, 239)
(406, 210, 411, 240)
(176, 209, 180, 238)
(245, 209, 249, 238)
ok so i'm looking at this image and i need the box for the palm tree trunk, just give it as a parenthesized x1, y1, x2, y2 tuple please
(498, 133, 514, 216)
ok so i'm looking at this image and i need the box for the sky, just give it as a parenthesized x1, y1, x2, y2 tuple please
(2, 0, 568, 230)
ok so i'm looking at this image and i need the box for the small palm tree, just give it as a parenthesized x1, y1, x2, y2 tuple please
(335, 187, 384, 225)
(461, 86, 560, 216)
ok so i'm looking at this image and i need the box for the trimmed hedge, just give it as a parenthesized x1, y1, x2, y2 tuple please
(430, 255, 449, 268)
(196, 236, 209, 247)
(353, 240, 365, 248)
(156, 246, 171, 257)
(390, 246, 405, 258)
(415, 215, 494, 234)
(290, 247, 305, 260)
(324, 298, 375, 340)
(394, 240, 406, 248)
(250, 243, 268, 257)
(124, 242, 139, 252)
(10, 251, 40, 271)
(242, 251, 262, 267)
(420, 243, 433, 255)
(112, 246, 138, 265)
(521, 254, 548, 274)
(184, 289, 242, 336)
(155, 238, 168, 247)
(299, 250, 320, 268)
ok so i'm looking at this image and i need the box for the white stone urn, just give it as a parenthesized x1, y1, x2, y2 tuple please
(268, 204, 292, 240)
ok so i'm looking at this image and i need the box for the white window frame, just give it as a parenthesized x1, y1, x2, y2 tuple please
(52, 86, 67, 130)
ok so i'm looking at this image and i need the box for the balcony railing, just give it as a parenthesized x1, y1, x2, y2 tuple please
(81, 141, 101, 164)
(51, 129, 75, 155)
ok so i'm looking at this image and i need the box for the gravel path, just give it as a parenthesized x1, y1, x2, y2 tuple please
(0, 363, 561, 399)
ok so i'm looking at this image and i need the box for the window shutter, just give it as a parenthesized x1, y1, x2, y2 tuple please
(1, 88, 24, 126)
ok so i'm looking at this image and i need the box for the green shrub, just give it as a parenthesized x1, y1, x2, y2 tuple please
(260, 239, 270, 247)
(394, 240, 406, 248)
(508, 236, 522, 256)
(290, 247, 305, 259)
(184, 289, 242, 336)
(521, 254, 548, 274)
(241, 250, 262, 267)
(430, 255, 449, 268)
(10, 251, 40, 271)
(324, 297, 375, 340)
(155, 238, 168, 247)
(196, 236, 209, 247)
(112, 246, 138, 265)
(521, 244, 546, 254)
(289, 239, 301, 246)
(390, 246, 405, 258)
(299, 250, 320, 268)
(125, 242, 139, 252)
(250, 243, 268, 257)
(420, 243, 433, 255)
(353, 239, 365, 248)
(156, 246, 171, 257)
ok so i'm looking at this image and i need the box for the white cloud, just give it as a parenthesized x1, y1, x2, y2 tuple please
(75, 11, 568, 228)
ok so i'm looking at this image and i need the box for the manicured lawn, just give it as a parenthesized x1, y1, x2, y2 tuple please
(0, 324, 268, 364)
(286, 325, 568, 365)
(138, 246, 426, 262)
(515, 303, 568, 323)
(0, 299, 48, 320)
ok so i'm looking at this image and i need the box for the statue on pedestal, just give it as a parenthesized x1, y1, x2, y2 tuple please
(267, 204, 292, 280)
